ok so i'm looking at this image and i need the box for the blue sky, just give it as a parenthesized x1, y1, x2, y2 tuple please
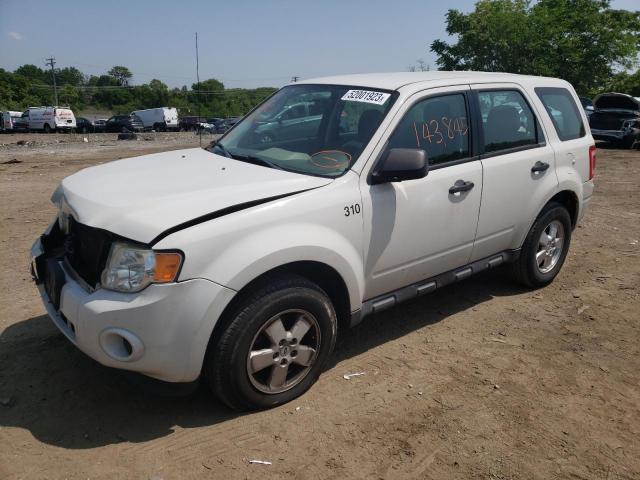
(0, 0, 638, 89)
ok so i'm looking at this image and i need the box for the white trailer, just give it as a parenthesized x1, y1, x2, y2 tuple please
(28, 106, 76, 133)
(1, 111, 23, 131)
(131, 107, 179, 131)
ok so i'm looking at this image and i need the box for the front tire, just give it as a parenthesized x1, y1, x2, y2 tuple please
(205, 275, 337, 411)
(511, 202, 572, 288)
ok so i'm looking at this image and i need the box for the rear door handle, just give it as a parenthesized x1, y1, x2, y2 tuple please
(531, 161, 550, 173)
(449, 180, 475, 195)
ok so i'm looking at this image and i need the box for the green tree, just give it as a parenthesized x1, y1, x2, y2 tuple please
(14, 64, 49, 83)
(6, 63, 276, 118)
(604, 69, 640, 96)
(57, 67, 85, 86)
(431, 0, 640, 94)
(108, 66, 133, 86)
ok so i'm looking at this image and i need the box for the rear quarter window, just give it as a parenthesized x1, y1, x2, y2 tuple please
(535, 87, 586, 141)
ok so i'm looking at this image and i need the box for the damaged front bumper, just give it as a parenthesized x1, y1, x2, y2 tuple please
(30, 221, 236, 383)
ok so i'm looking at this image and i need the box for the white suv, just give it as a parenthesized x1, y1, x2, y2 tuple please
(31, 72, 595, 410)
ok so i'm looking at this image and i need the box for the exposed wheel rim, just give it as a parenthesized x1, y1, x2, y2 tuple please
(246, 309, 321, 394)
(536, 219, 565, 274)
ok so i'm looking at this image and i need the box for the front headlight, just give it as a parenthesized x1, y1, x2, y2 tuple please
(101, 242, 183, 293)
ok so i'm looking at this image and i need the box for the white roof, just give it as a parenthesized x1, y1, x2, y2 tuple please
(297, 71, 561, 91)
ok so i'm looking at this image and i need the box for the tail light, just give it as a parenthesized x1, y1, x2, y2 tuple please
(588, 145, 596, 180)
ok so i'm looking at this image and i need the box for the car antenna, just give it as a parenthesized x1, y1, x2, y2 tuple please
(195, 31, 202, 148)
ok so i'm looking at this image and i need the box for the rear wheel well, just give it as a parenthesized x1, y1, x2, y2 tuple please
(206, 262, 351, 370)
(547, 190, 579, 228)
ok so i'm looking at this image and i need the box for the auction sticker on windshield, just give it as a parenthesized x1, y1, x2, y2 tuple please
(341, 90, 391, 105)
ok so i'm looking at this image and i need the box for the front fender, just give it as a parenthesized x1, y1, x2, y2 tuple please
(220, 226, 364, 312)
(154, 175, 365, 312)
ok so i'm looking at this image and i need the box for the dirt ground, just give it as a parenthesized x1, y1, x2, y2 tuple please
(0, 132, 638, 480)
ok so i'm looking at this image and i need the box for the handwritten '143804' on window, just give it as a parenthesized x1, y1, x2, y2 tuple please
(412, 116, 468, 147)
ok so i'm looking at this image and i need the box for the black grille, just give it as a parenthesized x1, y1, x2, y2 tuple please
(64, 219, 113, 288)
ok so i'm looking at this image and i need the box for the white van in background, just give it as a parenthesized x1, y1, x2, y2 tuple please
(28, 106, 76, 133)
(1, 111, 23, 132)
(131, 107, 179, 131)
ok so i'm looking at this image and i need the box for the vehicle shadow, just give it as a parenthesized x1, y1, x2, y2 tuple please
(0, 269, 525, 449)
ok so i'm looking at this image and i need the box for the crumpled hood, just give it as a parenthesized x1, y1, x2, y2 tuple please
(59, 148, 332, 244)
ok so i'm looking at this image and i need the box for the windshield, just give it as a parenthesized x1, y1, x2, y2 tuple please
(208, 84, 397, 177)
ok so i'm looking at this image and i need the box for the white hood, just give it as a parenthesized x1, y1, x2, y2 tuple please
(59, 148, 332, 244)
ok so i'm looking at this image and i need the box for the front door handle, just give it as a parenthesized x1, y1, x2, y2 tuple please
(449, 180, 475, 195)
(531, 161, 550, 173)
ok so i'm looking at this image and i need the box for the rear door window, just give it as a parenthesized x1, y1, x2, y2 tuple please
(477, 90, 540, 153)
(535, 87, 586, 141)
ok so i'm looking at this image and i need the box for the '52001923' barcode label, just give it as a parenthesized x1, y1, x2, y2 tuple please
(341, 90, 391, 105)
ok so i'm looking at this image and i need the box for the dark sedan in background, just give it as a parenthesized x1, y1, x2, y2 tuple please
(75, 117, 95, 133)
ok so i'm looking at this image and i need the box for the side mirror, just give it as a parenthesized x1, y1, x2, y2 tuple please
(371, 148, 428, 184)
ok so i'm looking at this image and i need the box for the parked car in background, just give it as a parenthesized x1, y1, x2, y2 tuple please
(104, 114, 144, 133)
(132, 107, 179, 131)
(93, 119, 107, 132)
(75, 117, 95, 134)
(579, 96, 594, 119)
(589, 92, 640, 148)
(13, 111, 30, 132)
(32, 72, 594, 410)
(1, 111, 23, 132)
(28, 106, 76, 133)
(207, 117, 226, 133)
(179, 116, 208, 131)
(219, 116, 241, 133)
(253, 101, 324, 144)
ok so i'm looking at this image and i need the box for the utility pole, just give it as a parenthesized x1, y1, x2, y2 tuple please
(195, 33, 202, 147)
(45, 57, 59, 106)
(291, 76, 300, 83)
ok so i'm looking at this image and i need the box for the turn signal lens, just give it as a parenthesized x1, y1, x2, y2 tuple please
(153, 252, 183, 283)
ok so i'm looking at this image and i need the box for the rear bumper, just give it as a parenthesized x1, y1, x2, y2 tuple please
(31, 237, 236, 383)
(577, 180, 595, 225)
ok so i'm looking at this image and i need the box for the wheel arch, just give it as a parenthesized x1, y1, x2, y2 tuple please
(546, 189, 579, 228)
(203, 260, 352, 378)
(517, 187, 580, 251)
(211, 261, 351, 342)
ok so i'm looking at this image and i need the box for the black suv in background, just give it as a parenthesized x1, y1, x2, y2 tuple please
(105, 114, 144, 133)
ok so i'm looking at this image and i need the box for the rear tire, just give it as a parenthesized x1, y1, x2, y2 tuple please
(205, 275, 337, 411)
(510, 202, 572, 288)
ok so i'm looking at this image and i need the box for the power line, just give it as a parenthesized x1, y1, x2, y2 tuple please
(45, 57, 58, 105)
(27, 84, 271, 95)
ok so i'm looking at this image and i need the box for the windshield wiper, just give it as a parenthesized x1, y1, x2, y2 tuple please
(231, 153, 284, 171)
(210, 142, 283, 170)
(211, 141, 232, 158)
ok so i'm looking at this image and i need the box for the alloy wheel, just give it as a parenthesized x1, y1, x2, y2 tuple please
(246, 309, 321, 394)
(536, 220, 565, 274)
